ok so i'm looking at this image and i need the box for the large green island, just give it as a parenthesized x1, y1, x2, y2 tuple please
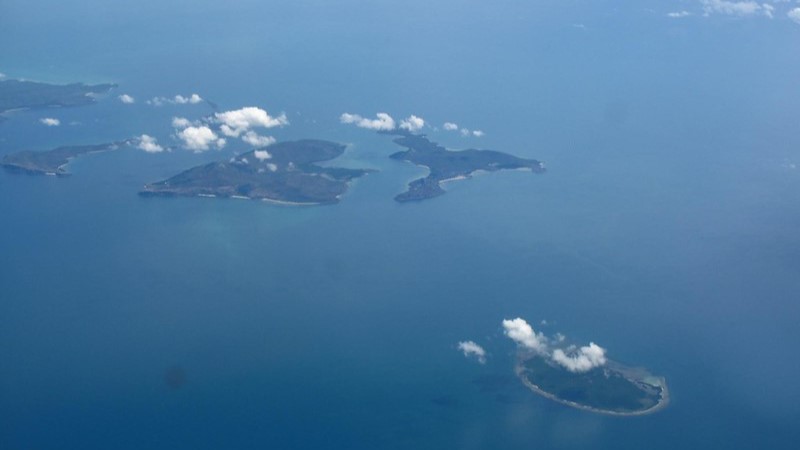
(516, 355, 669, 416)
(0, 79, 116, 121)
(382, 130, 545, 202)
(140, 139, 373, 205)
(2, 142, 125, 176)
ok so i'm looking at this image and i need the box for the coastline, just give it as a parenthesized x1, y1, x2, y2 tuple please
(514, 363, 670, 417)
(260, 197, 321, 206)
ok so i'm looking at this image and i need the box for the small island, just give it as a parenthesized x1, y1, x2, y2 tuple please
(0, 79, 116, 120)
(2, 142, 125, 176)
(516, 354, 669, 416)
(140, 139, 373, 205)
(382, 130, 545, 202)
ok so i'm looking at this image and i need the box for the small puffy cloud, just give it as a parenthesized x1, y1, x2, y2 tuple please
(399, 115, 425, 132)
(443, 122, 459, 131)
(700, 0, 771, 17)
(242, 131, 276, 147)
(172, 117, 192, 128)
(667, 10, 692, 18)
(40, 118, 60, 126)
(266, 163, 278, 172)
(551, 342, 607, 373)
(148, 94, 204, 106)
(118, 94, 135, 104)
(472, 130, 485, 137)
(177, 126, 226, 152)
(502, 318, 548, 354)
(174, 93, 203, 104)
(254, 149, 272, 161)
(789, 8, 800, 24)
(460, 128, 471, 136)
(457, 341, 487, 364)
(137, 134, 164, 153)
(340, 112, 396, 131)
(215, 107, 288, 137)
(148, 97, 170, 106)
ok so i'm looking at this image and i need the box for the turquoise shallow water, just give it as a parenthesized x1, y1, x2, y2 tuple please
(2, 1, 800, 448)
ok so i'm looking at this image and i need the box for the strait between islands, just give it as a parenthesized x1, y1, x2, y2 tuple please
(138, 132, 545, 204)
(1, 82, 546, 205)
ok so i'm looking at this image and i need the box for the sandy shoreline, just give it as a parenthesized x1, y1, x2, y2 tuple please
(259, 197, 320, 206)
(439, 175, 469, 184)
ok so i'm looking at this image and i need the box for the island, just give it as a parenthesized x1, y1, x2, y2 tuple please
(516, 354, 669, 416)
(381, 130, 545, 202)
(2, 142, 125, 176)
(0, 79, 116, 120)
(140, 139, 373, 205)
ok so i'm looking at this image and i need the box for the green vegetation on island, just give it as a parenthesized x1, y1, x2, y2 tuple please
(1, 142, 124, 176)
(382, 130, 545, 202)
(140, 139, 374, 204)
(0, 79, 116, 118)
(517, 355, 668, 416)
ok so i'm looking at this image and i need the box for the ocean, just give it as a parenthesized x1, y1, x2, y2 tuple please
(2, 1, 799, 448)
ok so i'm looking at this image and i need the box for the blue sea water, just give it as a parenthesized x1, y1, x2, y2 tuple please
(2, 1, 800, 448)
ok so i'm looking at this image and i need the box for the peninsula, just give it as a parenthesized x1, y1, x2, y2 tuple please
(0, 79, 116, 120)
(2, 142, 125, 176)
(382, 130, 545, 202)
(140, 139, 373, 205)
(516, 354, 669, 416)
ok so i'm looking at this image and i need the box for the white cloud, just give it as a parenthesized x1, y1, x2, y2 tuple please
(667, 10, 692, 18)
(172, 117, 192, 128)
(457, 341, 487, 364)
(174, 93, 203, 104)
(254, 149, 272, 161)
(40, 118, 60, 126)
(551, 342, 607, 373)
(340, 112, 396, 131)
(789, 7, 800, 24)
(700, 0, 772, 17)
(472, 130, 485, 137)
(177, 126, 226, 152)
(148, 93, 204, 106)
(443, 122, 459, 131)
(266, 163, 278, 172)
(399, 115, 425, 132)
(137, 134, 164, 153)
(502, 318, 548, 354)
(460, 128, 471, 136)
(118, 94, 135, 104)
(215, 107, 289, 137)
(242, 131, 276, 147)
